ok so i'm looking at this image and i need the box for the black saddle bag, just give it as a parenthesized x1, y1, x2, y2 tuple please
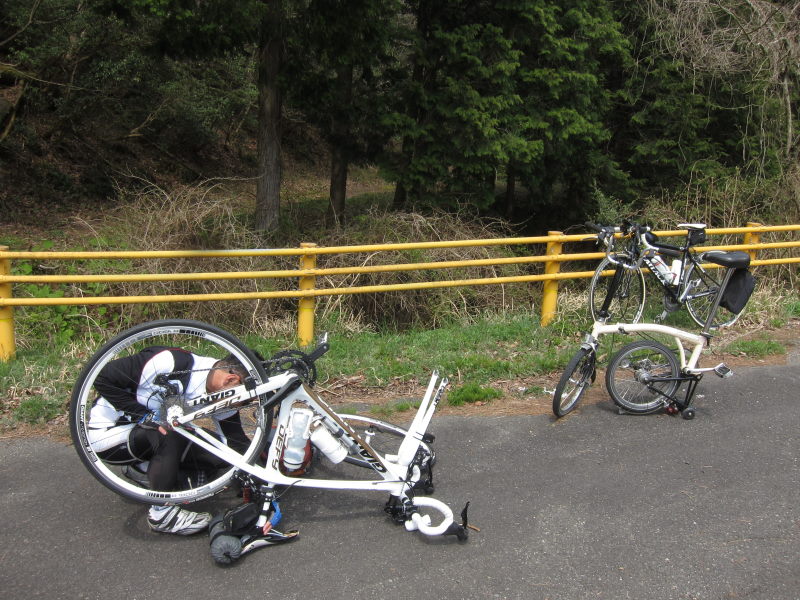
(719, 268, 755, 314)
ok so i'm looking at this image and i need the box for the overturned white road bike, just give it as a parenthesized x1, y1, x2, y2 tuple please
(70, 320, 469, 564)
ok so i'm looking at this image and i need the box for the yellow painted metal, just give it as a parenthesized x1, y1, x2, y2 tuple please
(0, 253, 606, 284)
(2, 224, 799, 262)
(0, 270, 603, 307)
(0, 247, 15, 360)
(743, 222, 762, 262)
(540, 231, 564, 327)
(3, 242, 800, 285)
(297, 244, 317, 347)
(0, 223, 798, 362)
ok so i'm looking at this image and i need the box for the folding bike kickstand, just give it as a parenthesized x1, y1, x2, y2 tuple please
(208, 479, 299, 566)
(663, 373, 703, 420)
(664, 360, 732, 420)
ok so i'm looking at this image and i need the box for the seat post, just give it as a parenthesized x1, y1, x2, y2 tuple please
(701, 267, 735, 334)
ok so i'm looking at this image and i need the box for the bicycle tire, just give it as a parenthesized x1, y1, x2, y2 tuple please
(605, 340, 681, 414)
(69, 319, 270, 505)
(552, 347, 596, 417)
(339, 414, 435, 468)
(588, 254, 646, 324)
(683, 260, 741, 329)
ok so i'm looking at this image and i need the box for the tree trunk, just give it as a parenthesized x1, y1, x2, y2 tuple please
(505, 164, 516, 220)
(254, 2, 284, 232)
(783, 73, 793, 159)
(326, 63, 354, 227)
(328, 146, 348, 227)
(393, 181, 407, 209)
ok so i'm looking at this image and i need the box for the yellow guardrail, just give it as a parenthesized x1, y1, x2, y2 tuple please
(1, 222, 799, 360)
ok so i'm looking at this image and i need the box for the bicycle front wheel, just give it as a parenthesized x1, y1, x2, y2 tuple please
(339, 414, 435, 468)
(552, 347, 596, 417)
(69, 319, 270, 505)
(605, 340, 680, 414)
(588, 255, 646, 324)
(684, 260, 741, 329)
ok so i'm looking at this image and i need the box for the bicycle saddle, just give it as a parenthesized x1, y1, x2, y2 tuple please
(700, 250, 751, 269)
(677, 223, 707, 230)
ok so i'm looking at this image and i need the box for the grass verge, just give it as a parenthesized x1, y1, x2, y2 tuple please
(2, 295, 797, 431)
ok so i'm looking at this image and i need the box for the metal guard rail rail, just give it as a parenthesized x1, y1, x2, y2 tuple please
(1, 222, 799, 360)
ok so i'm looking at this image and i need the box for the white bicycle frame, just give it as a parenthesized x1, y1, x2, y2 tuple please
(585, 321, 724, 376)
(164, 370, 457, 537)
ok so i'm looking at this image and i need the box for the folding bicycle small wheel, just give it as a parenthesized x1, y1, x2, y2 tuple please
(552, 347, 596, 418)
(605, 340, 681, 414)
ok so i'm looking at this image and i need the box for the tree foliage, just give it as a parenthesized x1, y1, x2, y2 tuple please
(1, 0, 797, 228)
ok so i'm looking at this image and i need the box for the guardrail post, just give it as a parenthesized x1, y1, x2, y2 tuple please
(541, 231, 563, 326)
(297, 243, 317, 347)
(743, 221, 762, 262)
(0, 246, 16, 361)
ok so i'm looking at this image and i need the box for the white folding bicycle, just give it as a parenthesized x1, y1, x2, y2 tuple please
(70, 320, 469, 564)
(553, 244, 755, 420)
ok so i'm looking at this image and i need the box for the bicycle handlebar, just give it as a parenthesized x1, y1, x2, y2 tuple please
(587, 221, 660, 268)
(405, 497, 455, 536)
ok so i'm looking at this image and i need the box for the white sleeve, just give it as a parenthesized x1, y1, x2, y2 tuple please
(136, 350, 178, 412)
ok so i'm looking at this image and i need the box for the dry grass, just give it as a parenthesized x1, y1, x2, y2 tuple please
(93, 181, 540, 337)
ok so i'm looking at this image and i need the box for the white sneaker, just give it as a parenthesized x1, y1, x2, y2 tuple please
(147, 506, 211, 535)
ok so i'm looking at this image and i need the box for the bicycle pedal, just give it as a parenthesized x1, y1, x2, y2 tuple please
(713, 363, 732, 378)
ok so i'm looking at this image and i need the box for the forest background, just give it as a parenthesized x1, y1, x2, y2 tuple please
(1, 1, 800, 425)
(3, 0, 799, 230)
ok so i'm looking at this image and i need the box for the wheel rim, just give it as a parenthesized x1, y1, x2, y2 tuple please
(71, 321, 267, 504)
(338, 414, 435, 469)
(560, 357, 590, 412)
(554, 349, 594, 416)
(685, 263, 741, 329)
(607, 343, 679, 412)
(590, 255, 646, 323)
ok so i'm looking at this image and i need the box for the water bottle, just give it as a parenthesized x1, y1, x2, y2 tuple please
(670, 259, 682, 284)
(650, 254, 673, 282)
(310, 423, 347, 464)
(282, 408, 313, 472)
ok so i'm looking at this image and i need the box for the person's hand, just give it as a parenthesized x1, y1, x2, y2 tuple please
(138, 411, 158, 427)
(138, 410, 168, 433)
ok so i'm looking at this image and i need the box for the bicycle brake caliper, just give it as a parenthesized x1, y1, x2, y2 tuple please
(384, 495, 417, 525)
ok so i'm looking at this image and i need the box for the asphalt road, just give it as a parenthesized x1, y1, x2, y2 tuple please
(1, 361, 798, 600)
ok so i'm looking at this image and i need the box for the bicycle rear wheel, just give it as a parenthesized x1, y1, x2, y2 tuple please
(605, 340, 680, 414)
(69, 319, 270, 505)
(684, 260, 741, 329)
(588, 255, 646, 324)
(552, 347, 596, 417)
